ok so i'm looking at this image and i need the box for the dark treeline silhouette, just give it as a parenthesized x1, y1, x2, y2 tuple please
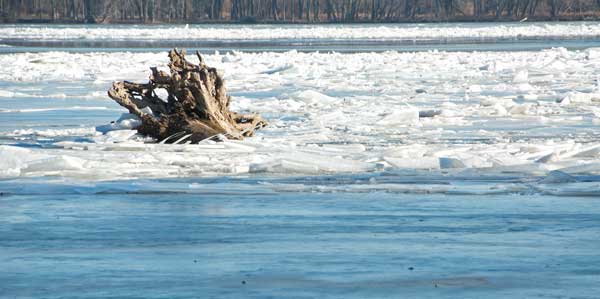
(1, 0, 600, 23)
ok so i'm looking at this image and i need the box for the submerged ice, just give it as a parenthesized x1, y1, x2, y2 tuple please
(1, 46, 600, 191)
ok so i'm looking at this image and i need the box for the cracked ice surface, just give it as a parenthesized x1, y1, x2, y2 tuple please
(1, 22, 600, 42)
(1, 48, 600, 194)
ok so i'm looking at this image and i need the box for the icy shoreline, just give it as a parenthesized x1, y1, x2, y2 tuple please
(1, 47, 600, 185)
(1, 22, 600, 42)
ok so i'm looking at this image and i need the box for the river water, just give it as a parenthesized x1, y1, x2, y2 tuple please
(1, 23, 600, 298)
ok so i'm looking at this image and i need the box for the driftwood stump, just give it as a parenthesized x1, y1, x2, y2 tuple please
(108, 49, 267, 143)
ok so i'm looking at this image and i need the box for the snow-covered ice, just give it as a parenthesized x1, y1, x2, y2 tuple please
(1, 47, 600, 191)
(1, 22, 600, 42)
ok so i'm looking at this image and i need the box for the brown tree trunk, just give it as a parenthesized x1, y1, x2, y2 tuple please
(107, 49, 267, 144)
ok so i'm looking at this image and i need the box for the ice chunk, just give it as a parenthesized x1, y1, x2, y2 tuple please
(377, 108, 419, 126)
(558, 92, 600, 105)
(439, 157, 466, 169)
(419, 110, 443, 118)
(384, 157, 440, 169)
(96, 113, 142, 133)
(292, 90, 338, 106)
(262, 64, 294, 74)
(250, 151, 375, 174)
(556, 162, 600, 175)
(518, 94, 538, 101)
(572, 145, 600, 158)
(154, 88, 169, 101)
(513, 69, 529, 83)
(22, 156, 86, 173)
(535, 152, 559, 163)
(492, 103, 508, 116)
(585, 48, 600, 60)
(0, 146, 32, 176)
(515, 83, 534, 92)
(93, 130, 138, 143)
(539, 170, 578, 184)
(0, 90, 16, 97)
(467, 85, 482, 93)
(10, 127, 98, 137)
(509, 103, 532, 115)
(460, 155, 493, 168)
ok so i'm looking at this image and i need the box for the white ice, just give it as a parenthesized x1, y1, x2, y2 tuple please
(1, 22, 600, 41)
(1, 47, 600, 189)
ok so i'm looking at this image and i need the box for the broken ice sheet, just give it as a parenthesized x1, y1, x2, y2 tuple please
(0, 45, 599, 188)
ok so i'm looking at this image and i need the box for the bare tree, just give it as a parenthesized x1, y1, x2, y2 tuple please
(2, 0, 600, 23)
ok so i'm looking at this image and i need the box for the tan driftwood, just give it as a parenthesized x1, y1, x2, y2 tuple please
(107, 49, 267, 143)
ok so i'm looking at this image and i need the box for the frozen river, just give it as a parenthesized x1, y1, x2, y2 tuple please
(1, 23, 600, 298)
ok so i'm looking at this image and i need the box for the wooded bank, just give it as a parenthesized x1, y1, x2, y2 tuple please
(2, 0, 600, 23)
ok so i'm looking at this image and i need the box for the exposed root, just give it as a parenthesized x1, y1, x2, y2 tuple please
(107, 49, 267, 143)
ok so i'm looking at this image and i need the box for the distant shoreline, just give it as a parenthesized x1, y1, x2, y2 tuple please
(2, 16, 600, 25)
(4, 0, 600, 25)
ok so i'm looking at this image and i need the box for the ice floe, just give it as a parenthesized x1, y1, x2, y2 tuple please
(1, 47, 600, 191)
(1, 23, 600, 42)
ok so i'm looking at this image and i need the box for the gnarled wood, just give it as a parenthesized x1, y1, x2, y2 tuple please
(107, 49, 267, 143)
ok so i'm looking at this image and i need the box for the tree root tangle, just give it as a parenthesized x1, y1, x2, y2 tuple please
(107, 49, 267, 144)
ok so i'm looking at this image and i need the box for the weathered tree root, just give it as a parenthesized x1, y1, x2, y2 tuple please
(107, 49, 267, 143)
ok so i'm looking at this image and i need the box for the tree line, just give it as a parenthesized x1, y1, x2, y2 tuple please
(1, 0, 600, 23)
